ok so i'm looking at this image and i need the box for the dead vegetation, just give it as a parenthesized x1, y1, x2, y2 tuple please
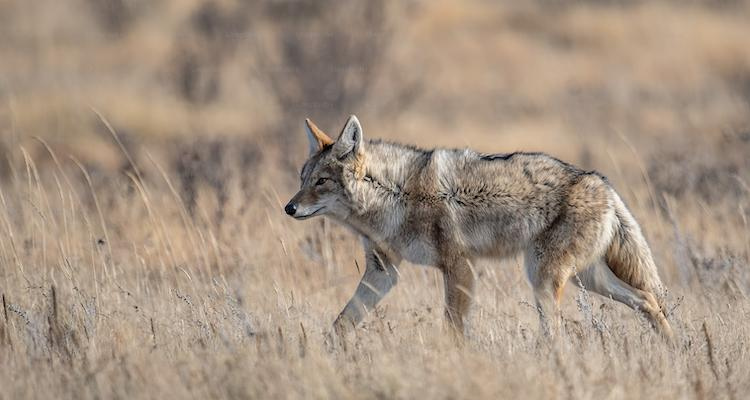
(1, 0, 750, 399)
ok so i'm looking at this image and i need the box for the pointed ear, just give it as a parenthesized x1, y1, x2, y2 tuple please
(333, 115, 364, 159)
(305, 118, 334, 155)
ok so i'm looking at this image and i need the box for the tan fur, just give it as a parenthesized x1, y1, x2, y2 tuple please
(286, 115, 674, 341)
(305, 118, 334, 149)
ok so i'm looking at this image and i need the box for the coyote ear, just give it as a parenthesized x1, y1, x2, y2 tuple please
(333, 115, 364, 159)
(305, 118, 334, 155)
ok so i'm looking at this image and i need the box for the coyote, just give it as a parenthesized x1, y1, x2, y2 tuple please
(285, 115, 674, 340)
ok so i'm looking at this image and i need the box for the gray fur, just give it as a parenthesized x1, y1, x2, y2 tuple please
(286, 116, 674, 341)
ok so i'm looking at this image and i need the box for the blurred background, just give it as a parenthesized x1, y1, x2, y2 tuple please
(3, 0, 750, 173)
(2, 1, 750, 397)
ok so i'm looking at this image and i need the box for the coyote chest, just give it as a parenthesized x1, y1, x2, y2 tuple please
(399, 237, 439, 266)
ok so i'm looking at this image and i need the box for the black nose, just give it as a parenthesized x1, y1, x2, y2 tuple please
(284, 203, 297, 216)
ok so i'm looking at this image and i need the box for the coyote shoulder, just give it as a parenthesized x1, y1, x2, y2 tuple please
(285, 115, 673, 340)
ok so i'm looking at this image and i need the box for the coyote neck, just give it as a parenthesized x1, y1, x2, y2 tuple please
(341, 183, 404, 262)
(339, 148, 427, 254)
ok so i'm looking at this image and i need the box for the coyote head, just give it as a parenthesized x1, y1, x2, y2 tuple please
(284, 115, 365, 221)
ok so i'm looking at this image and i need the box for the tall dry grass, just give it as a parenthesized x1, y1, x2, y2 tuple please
(1, 0, 750, 399)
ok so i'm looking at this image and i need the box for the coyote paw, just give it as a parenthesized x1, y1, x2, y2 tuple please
(332, 314, 356, 336)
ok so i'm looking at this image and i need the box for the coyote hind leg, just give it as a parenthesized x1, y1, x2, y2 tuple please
(524, 174, 616, 339)
(573, 259, 674, 340)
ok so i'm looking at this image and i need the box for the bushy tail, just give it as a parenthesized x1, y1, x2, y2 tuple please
(605, 193, 667, 309)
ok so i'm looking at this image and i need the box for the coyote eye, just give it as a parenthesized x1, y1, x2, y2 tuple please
(315, 177, 328, 186)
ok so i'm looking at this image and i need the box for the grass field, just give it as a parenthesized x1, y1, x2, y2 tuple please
(1, 1, 750, 399)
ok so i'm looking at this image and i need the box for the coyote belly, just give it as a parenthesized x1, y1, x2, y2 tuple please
(284, 115, 674, 340)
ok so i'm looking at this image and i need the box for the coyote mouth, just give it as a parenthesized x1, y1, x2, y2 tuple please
(294, 207, 325, 220)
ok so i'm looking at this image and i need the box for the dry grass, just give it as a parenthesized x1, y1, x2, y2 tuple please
(1, 0, 750, 399)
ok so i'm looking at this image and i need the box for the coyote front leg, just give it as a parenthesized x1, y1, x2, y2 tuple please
(443, 259, 475, 337)
(334, 242, 400, 333)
